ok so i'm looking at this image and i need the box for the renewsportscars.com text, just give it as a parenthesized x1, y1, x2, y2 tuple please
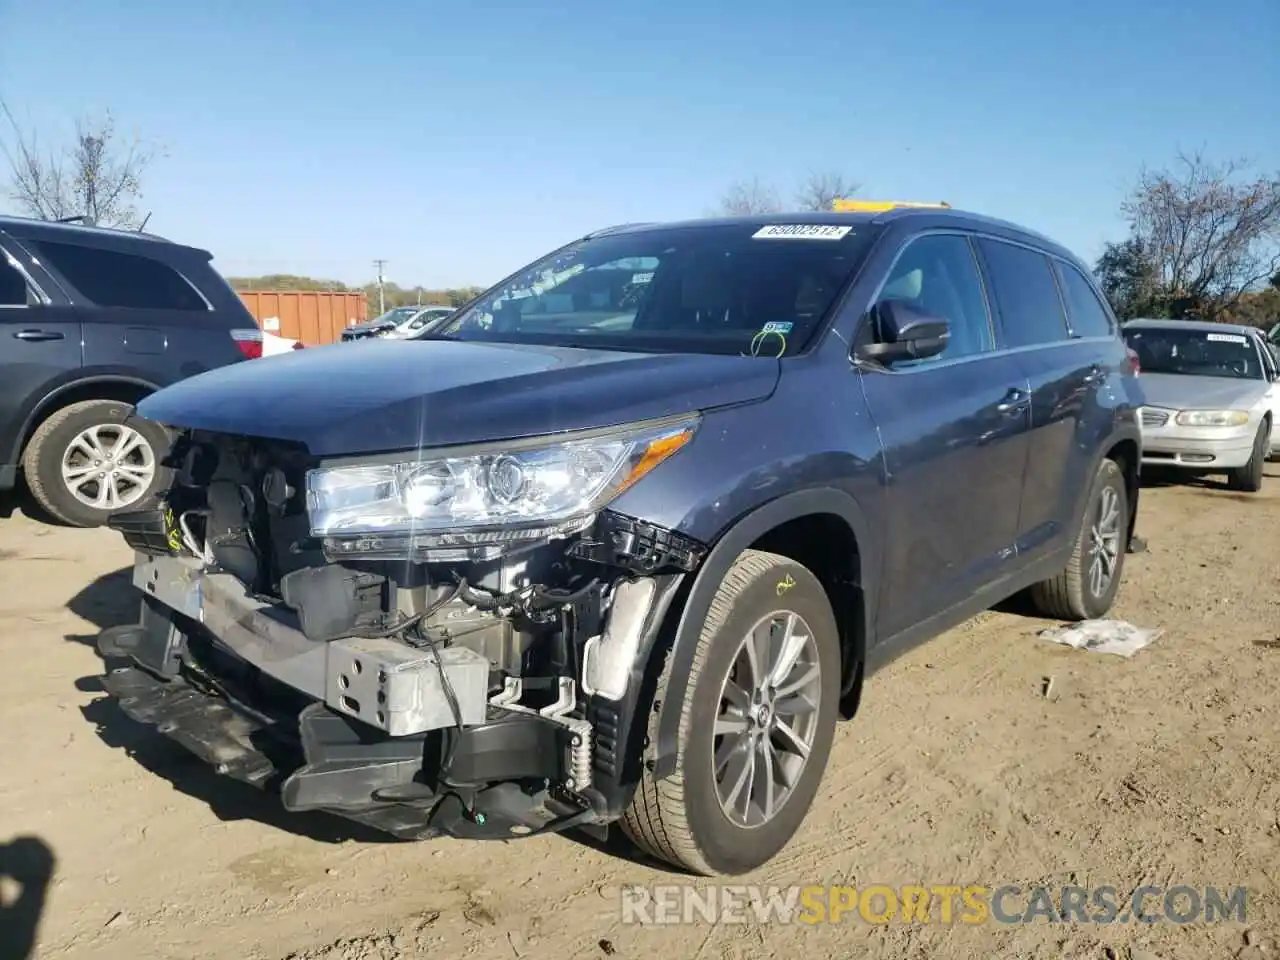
(619, 883, 1248, 926)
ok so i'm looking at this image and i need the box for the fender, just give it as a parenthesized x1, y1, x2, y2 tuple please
(649, 486, 876, 780)
(7, 374, 163, 466)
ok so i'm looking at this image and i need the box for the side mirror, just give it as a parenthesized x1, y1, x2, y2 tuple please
(856, 299, 951, 364)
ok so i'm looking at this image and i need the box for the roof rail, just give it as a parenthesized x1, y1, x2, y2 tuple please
(588, 222, 655, 237)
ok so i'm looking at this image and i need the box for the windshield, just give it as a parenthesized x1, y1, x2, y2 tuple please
(405, 308, 453, 331)
(372, 307, 420, 326)
(431, 223, 878, 356)
(1123, 326, 1265, 380)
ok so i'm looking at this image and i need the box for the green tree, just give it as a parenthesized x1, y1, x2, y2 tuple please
(226, 274, 349, 292)
(1095, 237, 1164, 319)
(227, 274, 487, 314)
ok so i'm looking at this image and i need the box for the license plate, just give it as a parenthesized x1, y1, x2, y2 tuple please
(133, 552, 205, 622)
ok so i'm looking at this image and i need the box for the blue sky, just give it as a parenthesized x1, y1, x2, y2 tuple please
(1, 0, 1276, 289)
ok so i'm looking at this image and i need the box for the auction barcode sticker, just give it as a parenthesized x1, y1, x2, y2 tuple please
(1206, 333, 1248, 344)
(752, 225, 852, 240)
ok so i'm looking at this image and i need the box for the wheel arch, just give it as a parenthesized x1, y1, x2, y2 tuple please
(1101, 431, 1141, 547)
(10, 376, 160, 465)
(649, 487, 875, 780)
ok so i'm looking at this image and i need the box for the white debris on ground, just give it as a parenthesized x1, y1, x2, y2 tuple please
(1037, 619, 1164, 658)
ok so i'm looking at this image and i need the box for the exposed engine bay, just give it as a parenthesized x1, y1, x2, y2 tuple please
(103, 429, 707, 841)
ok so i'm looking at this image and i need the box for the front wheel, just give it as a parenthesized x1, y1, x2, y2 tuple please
(620, 549, 841, 876)
(1029, 458, 1129, 621)
(1226, 422, 1269, 491)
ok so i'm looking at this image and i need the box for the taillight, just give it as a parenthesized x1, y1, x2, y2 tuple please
(292, 340, 305, 350)
(231, 329, 263, 360)
(1124, 345, 1141, 375)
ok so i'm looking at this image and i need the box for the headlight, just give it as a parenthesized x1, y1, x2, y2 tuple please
(1174, 409, 1250, 427)
(306, 416, 699, 561)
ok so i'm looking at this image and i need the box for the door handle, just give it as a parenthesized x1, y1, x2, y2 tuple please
(996, 387, 1029, 414)
(13, 329, 65, 342)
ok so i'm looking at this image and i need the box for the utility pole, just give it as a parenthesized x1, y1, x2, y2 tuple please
(373, 259, 387, 315)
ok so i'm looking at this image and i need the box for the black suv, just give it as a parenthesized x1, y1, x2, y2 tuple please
(97, 205, 1144, 876)
(0, 216, 264, 527)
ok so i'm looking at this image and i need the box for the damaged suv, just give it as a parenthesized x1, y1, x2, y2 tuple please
(97, 206, 1143, 876)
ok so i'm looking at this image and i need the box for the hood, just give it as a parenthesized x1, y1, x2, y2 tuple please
(138, 339, 781, 457)
(1137, 372, 1269, 411)
(343, 320, 391, 335)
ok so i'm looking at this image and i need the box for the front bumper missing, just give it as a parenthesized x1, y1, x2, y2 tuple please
(99, 630, 584, 841)
(98, 508, 706, 839)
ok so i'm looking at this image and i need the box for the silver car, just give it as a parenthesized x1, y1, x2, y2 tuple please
(1123, 318, 1280, 491)
(384, 305, 455, 340)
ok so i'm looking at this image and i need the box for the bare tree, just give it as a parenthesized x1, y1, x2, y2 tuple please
(718, 177, 782, 216)
(1, 100, 156, 229)
(794, 171, 860, 211)
(1114, 151, 1280, 319)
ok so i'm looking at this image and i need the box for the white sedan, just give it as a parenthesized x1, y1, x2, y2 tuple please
(1124, 318, 1280, 491)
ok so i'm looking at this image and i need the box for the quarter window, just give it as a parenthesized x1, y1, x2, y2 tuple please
(873, 233, 994, 364)
(0, 255, 36, 307)
(977, 239, 1070, 348)
(1053, 260, 1114, 338)
(33, 241, 209, 311)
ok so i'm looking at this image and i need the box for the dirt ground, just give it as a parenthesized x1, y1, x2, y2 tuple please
(2, 468, 1279, 960)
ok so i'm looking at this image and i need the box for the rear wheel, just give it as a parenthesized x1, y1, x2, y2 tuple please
(22, 400, 170, 527)
(1226, 422, 1269, 491)
(621, 549, 841, 876)
(1029, 458, 1129, 621)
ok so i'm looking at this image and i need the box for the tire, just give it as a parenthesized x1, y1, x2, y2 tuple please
(1226, 422, 1268, 491)
(21, 400, 171, 528)
(620, 549, 841, 876)
(1029, 458, 1129, 621)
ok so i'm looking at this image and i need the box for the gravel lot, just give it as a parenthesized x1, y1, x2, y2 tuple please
(2, 468, 1279, 960)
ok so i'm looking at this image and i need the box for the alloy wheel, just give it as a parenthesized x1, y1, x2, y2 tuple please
(60, 424, 156, 511)
(1087, 485, 1123, 598)
(713, 611, 823, 829)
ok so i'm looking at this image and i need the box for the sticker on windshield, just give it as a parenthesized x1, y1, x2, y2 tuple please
(752, 224, 852, 241)
(750, 325, 788, 358)
(1206, 333, 1248, 344)
(631, 272, 654, 284)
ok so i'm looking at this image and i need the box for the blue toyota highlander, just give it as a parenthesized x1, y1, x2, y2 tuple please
(97, 203, 1144, 876)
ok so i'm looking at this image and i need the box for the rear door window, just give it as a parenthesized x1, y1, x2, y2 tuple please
(1053, 260, 1115, 338)
(977, 239, 1070, 349)
(33, 241, 209, 311)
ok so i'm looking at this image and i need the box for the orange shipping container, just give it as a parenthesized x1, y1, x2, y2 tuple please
(237, 291, 368, 346)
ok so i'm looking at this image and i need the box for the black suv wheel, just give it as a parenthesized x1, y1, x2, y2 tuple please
(1029, 458, 1129, 620)
(22, 400, 171, 527)
(621, 549, 841, 876)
